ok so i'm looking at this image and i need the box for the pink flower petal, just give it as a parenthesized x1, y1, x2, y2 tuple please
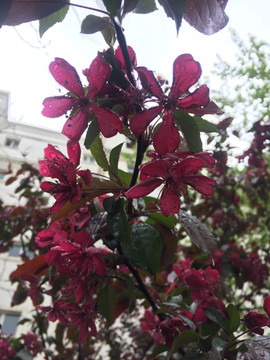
(159, 186, 180, 216)
(153, 112, 180, 155)
(49, 58, 85, 98)
(44, 144, 67, 162)
(42, 96, 77, 118)
(115, 45, 137, 72)
(136, 67, 163, 99)
(77, 169, 92, 186)
(67, 141, 81, 167)
(140, 159, 171, 180)
(126, 178, 163, 199)
(177, 85, 209, 109)
(62, 109, 88, 143)
(264, 296, 270, 318)
(171, 54, 202, 99)
(85, 55, 111, 99)
(181, 175, 216, 195)
(90, 105, 123, 137)
(173, 157, 203, 176)
(186, 100, 224, 116)
(130, 106, 162, 135)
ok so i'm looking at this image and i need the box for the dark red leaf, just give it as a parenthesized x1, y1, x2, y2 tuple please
(2, 0, 68, 26)
(264, 297, 270, 318)
(183, 0, 229, 35)
(0, 0, 12, 28)
(10, 255, 48, 280)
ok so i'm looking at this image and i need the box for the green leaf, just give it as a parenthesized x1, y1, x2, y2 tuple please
(81, 14, 108, 34)
(194, 116, 218, 133)
(101, 17, 116, 46)
(174, 110, 202, 152)
(147, 211, 177, 229)
(171, 330, 199, 355)
(102, 0, 122, 18)
(226, 303, 240, 333)
(151, 344, 169, 358)
(39, 4, 69, 37)
(122, 0, 139, 15)
(90, 135, 110, 171)
(122, 223, 163, 275)
(109, 143, 124, 175)
(133, 0, 158, 14)
(84, 117, 100, 149)
(204, 308, 227, 329)
(212, 337, 228, 353)
(201, 322, 221, 337)
(158, 0, 186, 34)
(97, 284, 117, 326)
(118, 169, 132, 187)
(121, 273, 136, 312)
(104, 197, 132, 247)
(163, 295, 183, 308)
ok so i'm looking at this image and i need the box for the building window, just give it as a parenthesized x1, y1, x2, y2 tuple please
(8, 245, 21, 257)
(83, 154, 95, 163)
(1, 313, 20, 334)
(5, 138, 20, 149)
(0, 172, 5, 180)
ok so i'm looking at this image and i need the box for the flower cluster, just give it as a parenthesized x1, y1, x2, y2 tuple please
(243, 297, 270, 335)
(126, 151, 216, 216)
(39, 143, 91, 213)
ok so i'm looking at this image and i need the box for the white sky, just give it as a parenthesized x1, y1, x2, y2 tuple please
(0, 0, 270, 132)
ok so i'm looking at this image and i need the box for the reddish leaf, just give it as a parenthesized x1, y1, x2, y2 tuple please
(0, 0, 12, 28)
(10, 255, 48, 280)
(183, 0, 229, 35)
(5, 175, 17, 185)
(2, 0, 68, 26)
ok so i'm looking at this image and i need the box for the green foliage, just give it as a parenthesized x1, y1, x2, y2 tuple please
(89, 135, 110, 171)
(174, 110, 203, 152)
(81, 14, 108, 34)
(158, 0, 186, 34)
(39, 3, 69, 37)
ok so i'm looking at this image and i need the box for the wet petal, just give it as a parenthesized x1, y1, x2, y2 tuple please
(159, 186, 180, 216)
(140, 159, 171, 180)
(136, 67, 163, 99)
(77, 169, 92, 186)
(67, 141, 81, 167)
(173, 157, 203, 176)
(171, 54, 202, 99)
(90, 105, 123, 137)
(130, 106, 162, 135)
(181, 175, 216, 195)
(186, 100, 224, 116)
(62, 109, 88, 143)
(84, 55, 111, 99)
(115, 45, 137, 72)
(177, 85, 209, 109)
(49, 58, 85, 98)
(42, 96, 77, 118)
(153, 112, 180, 155)
(126, 178, 163, 198)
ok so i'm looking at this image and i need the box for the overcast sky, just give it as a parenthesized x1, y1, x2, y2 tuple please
(0, 0, 270, 132)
